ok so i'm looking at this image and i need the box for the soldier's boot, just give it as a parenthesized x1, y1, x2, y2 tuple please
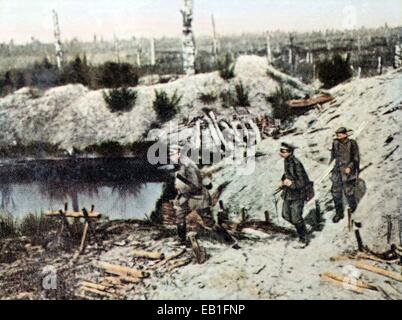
(177, 223, 187, 244)
(293, 223, 310, 249)
(332, 207, 345, 223)
(347, 196, 357, 213)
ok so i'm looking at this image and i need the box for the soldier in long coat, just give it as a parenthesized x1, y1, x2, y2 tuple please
(330, 127, 360, 223)
(279, 143, 311, 248)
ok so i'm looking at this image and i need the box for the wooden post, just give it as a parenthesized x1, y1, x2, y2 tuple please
(386, 215, 392, 244)
(264, 211, 270, 224)
(354, 228, 364, 252)
(348, 208, 353, 232)
(241, 208, 248, 223)
(188, 233, 206, 264)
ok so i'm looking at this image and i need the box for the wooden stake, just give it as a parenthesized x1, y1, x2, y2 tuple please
(264, 211, 270, 224)
(354, 229, 365, 252)
(188, 233, 207, 264)
(348, 208, 353, 232)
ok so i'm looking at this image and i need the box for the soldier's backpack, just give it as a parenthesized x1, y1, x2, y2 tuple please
(304, 180, 315, 202)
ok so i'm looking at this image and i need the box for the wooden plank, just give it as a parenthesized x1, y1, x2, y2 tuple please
(167, 257, 193, 272)
(132, 250, 165, 260)
(46, 211, 101, 219)
(321, 272, 378, 291)
(151, 248, 187, 270)
(286, 95, 333, 109)
(80, 286, 116, 299)
(354, 262, 402, 282)
(94, 261, 150, 279)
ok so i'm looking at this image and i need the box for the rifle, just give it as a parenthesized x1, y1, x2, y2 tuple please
(176, 173, 203, 194)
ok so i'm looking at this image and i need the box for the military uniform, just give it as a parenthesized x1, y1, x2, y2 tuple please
(280, 148, 310, 243)
(173, 156, 214, 242)
(330, 136, 360, 220)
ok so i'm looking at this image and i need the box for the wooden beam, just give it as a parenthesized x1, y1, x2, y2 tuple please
(354, 262, 402, 282)
(320, 272, 377, 293)
(46, 211, 101, 219)
(94, 261, 150, 279)
(132, 250, 165, 260)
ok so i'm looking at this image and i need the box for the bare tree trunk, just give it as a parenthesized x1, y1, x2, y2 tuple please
(52, 10, 64, 70)
(181, 0, 196, 76)
(150, 38, 156, 66)
(266, 32, 272, 65)
(211, 14, 219, 60)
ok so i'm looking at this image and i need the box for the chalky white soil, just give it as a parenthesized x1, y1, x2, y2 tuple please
(0, 56, 401, 300)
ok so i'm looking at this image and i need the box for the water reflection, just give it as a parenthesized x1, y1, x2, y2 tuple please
(0, 158, 167, 220)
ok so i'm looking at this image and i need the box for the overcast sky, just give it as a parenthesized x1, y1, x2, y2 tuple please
(1, 0, 401, 43)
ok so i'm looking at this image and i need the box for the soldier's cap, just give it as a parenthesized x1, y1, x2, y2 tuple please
(335, 127, 352, 134)
(280, 142, 296, 153)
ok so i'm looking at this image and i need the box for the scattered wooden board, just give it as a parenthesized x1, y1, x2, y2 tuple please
(94, 261, 150, 279)
(320, 272, 377, 294)
(354, 262, 402, 282)
(132, 250, 165, 260)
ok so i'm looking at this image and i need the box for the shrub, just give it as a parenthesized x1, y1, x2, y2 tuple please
(19, 213, 59, 241)
(266, 85, 295, 121)
(217, 53, 235, 80)
(153, 90, 182, 122)
(317, 54, 352, 89)
(97, 62, 139, 88)
(84, 141, 125, 157)
(103, 87, 137, 113)
(60, 55, 91, 86)
(220, 89, 236, 108)
(0, 142, 64, 158)
(0, 212, 18, 239)
(198, 91, 218, 105)
(234, 81, 250, 107)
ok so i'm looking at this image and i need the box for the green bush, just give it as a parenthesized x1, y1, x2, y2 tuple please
(153, 90, 182, 122)
(84, 141, 125, 157)
(217, 53, 235, 80)
(317, 54, 352, 89)
(60, 55, 91, 86)
(0, 142, 64, 158)
(103, 87, 137, 113)
(220, 89, 236, 108)
(97, 62, 139, 88)
(234, 81, 250, 107)
(0, 212, 18, 239)
(198, 91, 218, 105)
(266, 85, 294, 121)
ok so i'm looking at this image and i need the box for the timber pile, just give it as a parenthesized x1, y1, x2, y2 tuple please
(76, 249, 192, 300)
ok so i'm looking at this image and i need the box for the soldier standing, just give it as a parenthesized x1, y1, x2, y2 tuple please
(330, 127, 360, 223)
(279, 143, 311, 248)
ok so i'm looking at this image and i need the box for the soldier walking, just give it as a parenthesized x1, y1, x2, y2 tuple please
(330, 127, 360, 223)
(170, 148, 239, 248)
(279, 143, 311, 248)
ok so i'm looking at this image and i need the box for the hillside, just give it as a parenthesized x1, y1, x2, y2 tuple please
(0, 56, 313, 151)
